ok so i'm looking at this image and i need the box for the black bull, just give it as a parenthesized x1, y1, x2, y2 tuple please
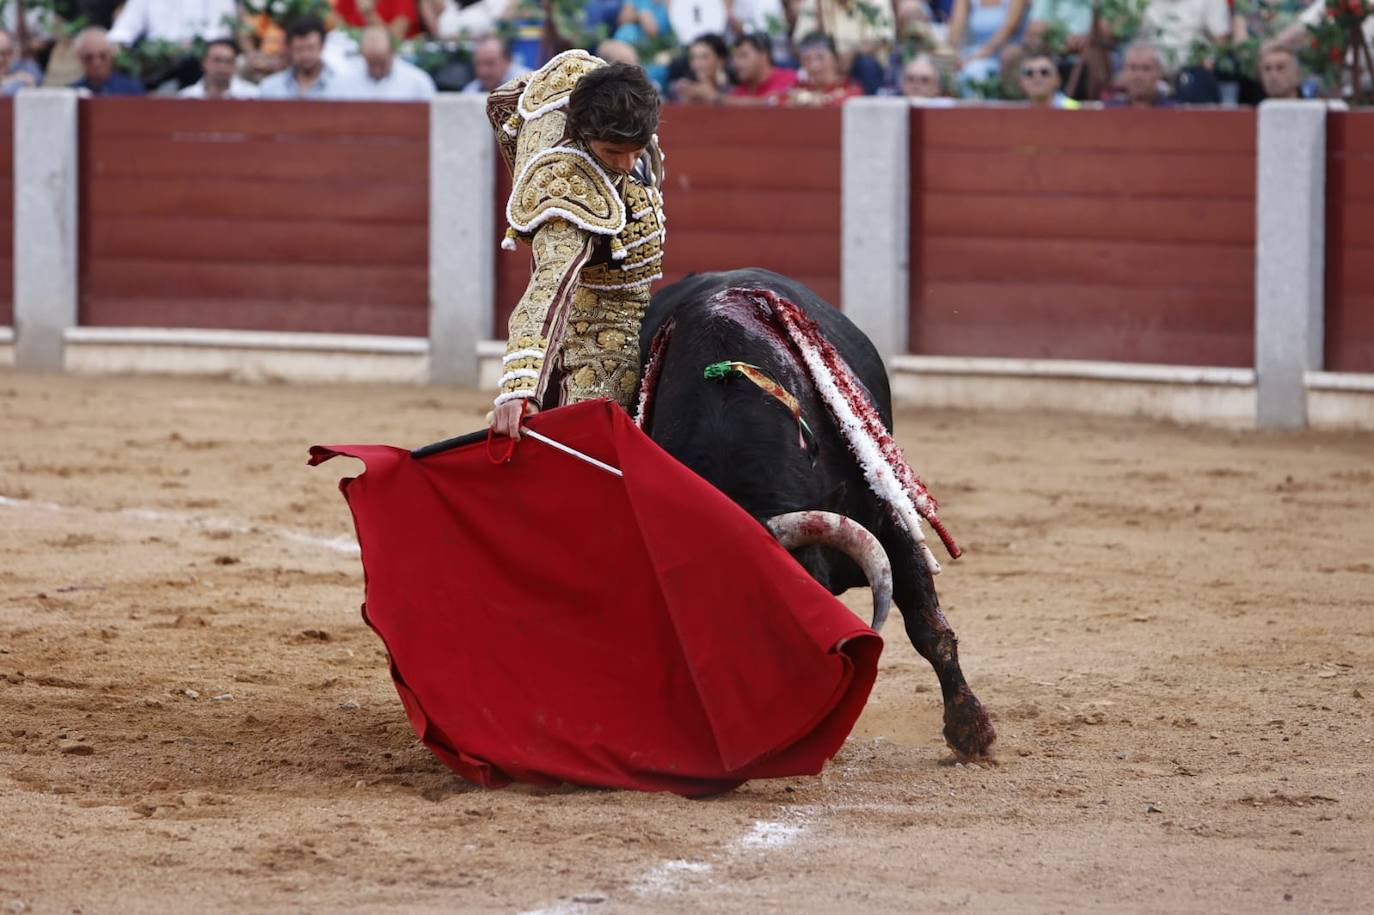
(638, 269, 996, 759)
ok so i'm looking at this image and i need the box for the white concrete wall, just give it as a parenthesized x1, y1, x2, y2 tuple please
(428, 94, 494, 387)
(841, 98, 909, 362)
(1254, 100, 1328, 429)
(13, 90, 78, 371)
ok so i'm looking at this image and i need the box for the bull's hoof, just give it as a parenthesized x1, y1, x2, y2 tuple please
(943, 689, 997, 760)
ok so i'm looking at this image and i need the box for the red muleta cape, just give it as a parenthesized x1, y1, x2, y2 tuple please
(310, 400, 882, 797)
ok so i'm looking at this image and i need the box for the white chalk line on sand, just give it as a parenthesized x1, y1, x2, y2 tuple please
(0, 494, 360, 556)
(517, 809, 814, 914)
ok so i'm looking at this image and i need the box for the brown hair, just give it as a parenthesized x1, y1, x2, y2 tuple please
(567, 63, 660, 148)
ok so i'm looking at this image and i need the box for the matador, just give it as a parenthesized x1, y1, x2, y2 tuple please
(486, 52, 666, 438)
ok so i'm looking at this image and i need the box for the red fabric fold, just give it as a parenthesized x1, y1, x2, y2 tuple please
(310, 399, 881, 797)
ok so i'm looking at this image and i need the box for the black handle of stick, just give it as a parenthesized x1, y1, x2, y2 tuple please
(410, 429, 489, 459)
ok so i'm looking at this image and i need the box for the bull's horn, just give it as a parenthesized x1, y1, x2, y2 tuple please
(765, 511, 894, 632)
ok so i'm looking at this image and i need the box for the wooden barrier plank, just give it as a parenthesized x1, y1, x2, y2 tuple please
(667, 189, 840, 233)
(922, 148, 1256, 198)
(1329, 159, 1374, 203)
(83, 258, 426, 308)
(81, 97, 429, 139)
(921, 192, 1255, 245)
(1325, 293, 1374, 373)
(661, 149, 841, 192)
(87, 217, 426, 267)
(922, 237, 1253, 291)
(917, 107, 1257, 154)
(659, 106, 841, 148)
(86, 136, 426, 182)
(79, 296, 427, 336)
(1326, 114, 1374, 373)
(914, 321, 1253, 366)
(87, 175, 427, 223)
(664, 230, 839, 277)
(0, 98, 10, 324)
(916, 281, 1252, 329)
(912, 281, 1253, 366)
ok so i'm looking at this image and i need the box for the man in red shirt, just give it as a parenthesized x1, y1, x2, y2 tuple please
(726, 33, 797, 105)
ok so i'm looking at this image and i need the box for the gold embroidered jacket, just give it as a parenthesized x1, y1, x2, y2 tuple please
(487, 49, 666, 408)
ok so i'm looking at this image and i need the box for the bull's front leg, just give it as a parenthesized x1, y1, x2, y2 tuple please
(886, 530, 997, 759)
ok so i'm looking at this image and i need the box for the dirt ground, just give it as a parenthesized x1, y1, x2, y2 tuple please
(0, 369, 1371, 915)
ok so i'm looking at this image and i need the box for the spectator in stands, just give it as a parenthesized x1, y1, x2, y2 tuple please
(333, 25, 437, 99)
(596, 38, 642, 66)
(463, 35, 528, 93)
(1111, 40, 1174, 106)
(427, 0, 512, 39)
(71, 26, 144, 95)
(670, 33, 731, 102)
(727, 32, 796, 103)
(0, 29, 41, 96)
(243, 29, 288, 83)
(793, 0, 896, 94)
(948, 0, 1028, 88)
(334, 0, 421, 41)
(179, 38, 258, 98)
(607, 0, 673, 46)
(789, 31, 863, 105)
(899, 53, 944, 97)
(107, 0, 236, 45)
(258, 16, 336, 98)
(1018, 46, 1078, 106)
(105, 0, 237, 89)
(668, 0, 785, 44)
(1139, 0, 1230, 74)
(1256, 42, 1302, 99)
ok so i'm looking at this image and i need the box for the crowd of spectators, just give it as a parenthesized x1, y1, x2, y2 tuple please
(0, 0, 1367, 105)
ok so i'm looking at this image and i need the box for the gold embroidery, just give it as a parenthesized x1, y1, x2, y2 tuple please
(517, 50, 605, 121)
(501, 219, 592, 400)
(559, 285, 650, 408)
(509, 149, 625, 236)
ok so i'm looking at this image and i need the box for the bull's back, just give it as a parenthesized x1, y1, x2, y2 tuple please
(644, 269, 892, 422)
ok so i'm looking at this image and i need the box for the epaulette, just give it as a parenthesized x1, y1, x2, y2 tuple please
(507, 146, 626, 240)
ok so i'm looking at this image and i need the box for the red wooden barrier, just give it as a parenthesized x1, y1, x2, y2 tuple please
(493, 105, 842, 337)
(909, 108, 1256, 366)
(78, 98, 428, 336)
(1325, 111, 1374, 374)
(0, 100, 12, 328)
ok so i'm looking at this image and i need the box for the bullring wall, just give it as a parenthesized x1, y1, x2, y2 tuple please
(908, 108, 1256, 367)
(1325, 111, 1374, 374)
(2, 92, 1371, 428)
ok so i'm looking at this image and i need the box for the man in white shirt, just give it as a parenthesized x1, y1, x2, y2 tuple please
(259, 16, 338, 99)
(332, 25, 437, 100)
(461, 35, 529, 93)
(107, 0, 235, 44)
(668, 0, 785, 45)
(179, 39, 260, 98)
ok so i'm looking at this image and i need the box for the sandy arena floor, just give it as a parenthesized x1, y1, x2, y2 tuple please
(0, 369, 1371, 914)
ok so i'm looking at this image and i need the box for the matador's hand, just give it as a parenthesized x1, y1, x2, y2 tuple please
(489, 399, 539, 440)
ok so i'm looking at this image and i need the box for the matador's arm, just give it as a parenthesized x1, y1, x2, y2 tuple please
(497, 218, 595, 407)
